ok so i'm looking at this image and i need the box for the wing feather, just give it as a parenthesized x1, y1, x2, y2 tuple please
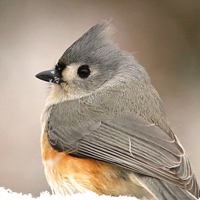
(48, 102, 199, 197)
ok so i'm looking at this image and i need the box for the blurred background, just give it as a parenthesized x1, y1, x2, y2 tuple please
(0, 0, 200, 197)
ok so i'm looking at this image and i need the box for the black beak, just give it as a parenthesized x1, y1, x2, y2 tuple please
(35, 69, 62, 84)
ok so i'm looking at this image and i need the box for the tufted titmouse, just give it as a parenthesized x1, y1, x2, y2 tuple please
(36, 21, 199, 200)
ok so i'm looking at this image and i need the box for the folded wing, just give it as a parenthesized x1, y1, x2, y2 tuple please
(48, 102, 199, 198)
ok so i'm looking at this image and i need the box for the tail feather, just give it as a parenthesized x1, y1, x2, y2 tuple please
(137, 176, 198, 200)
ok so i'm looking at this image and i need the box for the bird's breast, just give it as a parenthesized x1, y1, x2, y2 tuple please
(41, 130, 155, 198)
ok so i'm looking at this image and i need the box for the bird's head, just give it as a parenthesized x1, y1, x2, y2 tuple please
(36, 21, 126, 101)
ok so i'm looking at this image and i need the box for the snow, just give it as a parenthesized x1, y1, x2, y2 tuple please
(0, 187, 138, 200)
(1, 187, 200, 200)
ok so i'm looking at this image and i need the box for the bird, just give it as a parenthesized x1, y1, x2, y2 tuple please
(36, 20, 200, 200)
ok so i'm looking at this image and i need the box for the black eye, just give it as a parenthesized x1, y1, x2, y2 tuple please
(77, 65, 90, 78)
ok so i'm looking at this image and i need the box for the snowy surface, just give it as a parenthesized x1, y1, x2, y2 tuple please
(0, 187, 138, 200)
(1, 187, 200, 200)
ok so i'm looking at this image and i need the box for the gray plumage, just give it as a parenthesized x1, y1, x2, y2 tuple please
(37, 21, 200, 200)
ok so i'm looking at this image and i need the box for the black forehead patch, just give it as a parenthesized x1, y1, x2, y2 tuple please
(55, 62, 66, 71)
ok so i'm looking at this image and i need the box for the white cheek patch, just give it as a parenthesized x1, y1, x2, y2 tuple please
(62, 64, 80, 82)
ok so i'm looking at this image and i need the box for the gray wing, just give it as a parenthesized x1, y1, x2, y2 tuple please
(47, 103, 199, 198)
